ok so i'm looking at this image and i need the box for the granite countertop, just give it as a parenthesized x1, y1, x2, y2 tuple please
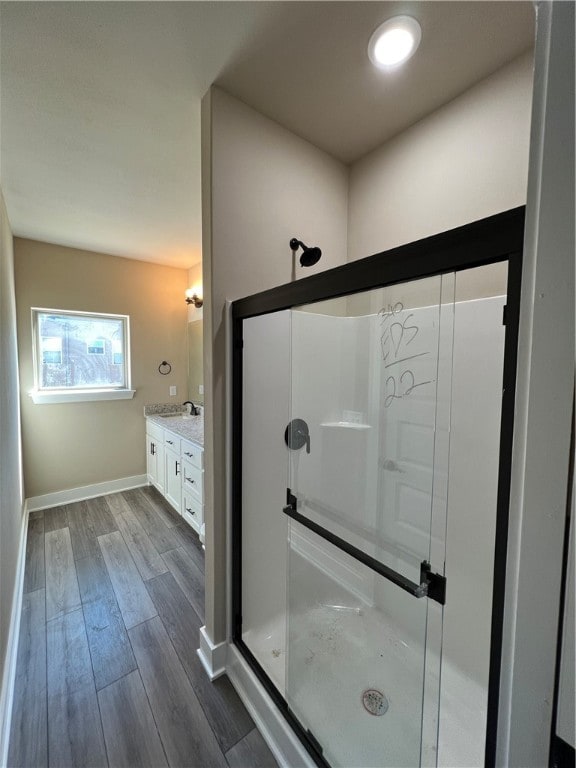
(144, 404, 204, 447)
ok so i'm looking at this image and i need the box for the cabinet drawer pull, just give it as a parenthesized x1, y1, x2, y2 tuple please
(185, 507, 195, 515)
(166, 439, 174, 445)
(175, 461, 180, 476)
(185, 476, 195, 484)
(184, 451, 194, 458)
(150, 443, 155, 456)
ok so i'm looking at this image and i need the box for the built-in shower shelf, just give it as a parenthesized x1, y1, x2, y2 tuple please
(320, 421, 372, 430)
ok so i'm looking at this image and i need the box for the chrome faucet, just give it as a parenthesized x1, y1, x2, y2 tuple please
(182, 400, 200, 416)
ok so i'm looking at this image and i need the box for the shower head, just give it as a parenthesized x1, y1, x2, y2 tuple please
(289, 237, 322, 267)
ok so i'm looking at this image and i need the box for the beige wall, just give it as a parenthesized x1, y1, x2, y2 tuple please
(0, 191, 24, 733)
(14, 238, 188, 499)
(348, 52, 533, 262)
(203, 87, 349, 641)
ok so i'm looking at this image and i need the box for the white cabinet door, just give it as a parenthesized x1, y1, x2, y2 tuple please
(146, 433, 165, 494)
(164, 445, 181, 513)
(155, 441, 165, 492)
(146, 433, 156, 482)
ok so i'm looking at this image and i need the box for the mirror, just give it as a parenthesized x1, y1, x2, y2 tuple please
(187, 265, 204, 404)
(187, 313, 203, 403)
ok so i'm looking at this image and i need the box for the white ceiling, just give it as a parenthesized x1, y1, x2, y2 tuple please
(0, 1, 534, 269)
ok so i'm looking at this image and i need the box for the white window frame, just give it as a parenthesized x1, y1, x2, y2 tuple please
(30, 308, 136, 404)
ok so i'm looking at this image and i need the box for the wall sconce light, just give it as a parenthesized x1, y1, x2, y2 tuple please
(185, 288, 203, 308)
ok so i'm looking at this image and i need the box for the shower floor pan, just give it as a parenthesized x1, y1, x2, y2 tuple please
(243, 604, 486, 768)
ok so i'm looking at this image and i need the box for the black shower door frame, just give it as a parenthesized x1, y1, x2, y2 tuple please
(231, 206, 525, 768)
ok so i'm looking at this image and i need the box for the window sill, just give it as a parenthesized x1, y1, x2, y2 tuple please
(29, 389, 136, 404)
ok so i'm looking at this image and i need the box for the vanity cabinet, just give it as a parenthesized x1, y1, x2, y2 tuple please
(146, 421, 165, 493)
(145, 419, 204, 537)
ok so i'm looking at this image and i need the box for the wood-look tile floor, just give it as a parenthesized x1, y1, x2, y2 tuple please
(8, 486, 278, 768)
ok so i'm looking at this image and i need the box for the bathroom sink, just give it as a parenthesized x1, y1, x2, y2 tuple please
(159, 413, 193, 420)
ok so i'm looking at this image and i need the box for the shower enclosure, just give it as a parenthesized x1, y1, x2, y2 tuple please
(231, 209, 524, 767)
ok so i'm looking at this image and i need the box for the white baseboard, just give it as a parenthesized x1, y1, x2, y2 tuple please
(197, 626, 227, 681)
(0, 502, 29, 767)
(226, 644, 315, 768)
(26, 474, 148, 512)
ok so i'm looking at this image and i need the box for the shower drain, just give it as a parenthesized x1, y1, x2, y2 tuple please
(362, 689, 389, 716)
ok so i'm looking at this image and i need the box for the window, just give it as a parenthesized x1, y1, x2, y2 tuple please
(31, 309, 135, 403)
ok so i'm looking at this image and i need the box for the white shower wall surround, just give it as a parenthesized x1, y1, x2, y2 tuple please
(240, 294, 505, 768)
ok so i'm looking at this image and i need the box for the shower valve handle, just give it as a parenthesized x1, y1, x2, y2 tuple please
(284, 419, 311, 454)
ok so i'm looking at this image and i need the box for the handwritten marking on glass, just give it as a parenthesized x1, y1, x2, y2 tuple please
(379, 302, 434, 408)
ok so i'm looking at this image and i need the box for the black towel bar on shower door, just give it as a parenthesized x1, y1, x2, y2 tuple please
(283, 489, 446, 605)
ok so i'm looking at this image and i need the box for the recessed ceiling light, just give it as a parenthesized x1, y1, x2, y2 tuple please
(368, 15, 422, 68)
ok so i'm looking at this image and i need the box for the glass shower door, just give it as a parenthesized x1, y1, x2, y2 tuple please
(283, 275, 455, 767)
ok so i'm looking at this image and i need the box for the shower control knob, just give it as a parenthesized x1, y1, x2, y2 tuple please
(284, 419, 311, 454)
(382, 458, 404, 473)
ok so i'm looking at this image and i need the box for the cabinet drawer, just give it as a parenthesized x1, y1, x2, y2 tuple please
(164, 432, 181, 452)
(182, 460, 203, 502)
(182, 492, 203, 532)
(181, 439, 203, 469)
(146, 420, 164, 442)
